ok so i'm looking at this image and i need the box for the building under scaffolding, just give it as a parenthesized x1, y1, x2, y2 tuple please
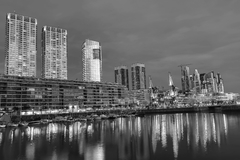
(0, 74, 128, 110)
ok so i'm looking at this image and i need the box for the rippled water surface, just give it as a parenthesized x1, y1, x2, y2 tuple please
(0, 113, 240, 160)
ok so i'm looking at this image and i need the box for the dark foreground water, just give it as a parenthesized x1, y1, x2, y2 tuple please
(0, 113, 240, 160)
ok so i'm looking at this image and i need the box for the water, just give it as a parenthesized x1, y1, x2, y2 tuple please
(0, 113, 240, 160)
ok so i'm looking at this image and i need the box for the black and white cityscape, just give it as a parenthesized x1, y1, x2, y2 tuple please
(0, 1, 240, 160)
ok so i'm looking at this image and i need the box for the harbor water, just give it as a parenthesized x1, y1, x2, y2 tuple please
(0, 112, 240, 160)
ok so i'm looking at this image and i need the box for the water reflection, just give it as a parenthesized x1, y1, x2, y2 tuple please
(0, 113, 240, 160)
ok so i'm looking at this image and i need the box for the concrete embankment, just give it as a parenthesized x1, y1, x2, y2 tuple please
(11, 109, 137, 122)
(10, 104, 240, 122)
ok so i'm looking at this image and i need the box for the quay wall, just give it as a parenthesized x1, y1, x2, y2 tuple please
(11, 104, 240, 122)
(11, 109, 137, 122)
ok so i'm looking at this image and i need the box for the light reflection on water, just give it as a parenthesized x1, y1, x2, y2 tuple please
(0, 132, 2, 145)
(0, 113, 240, 160)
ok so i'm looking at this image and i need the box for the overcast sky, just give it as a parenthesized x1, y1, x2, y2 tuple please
(0, 0, 240, 92)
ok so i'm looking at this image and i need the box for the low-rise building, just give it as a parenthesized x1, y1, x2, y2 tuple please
(0, 74, 127, 110)
(128, 89, 150, 106)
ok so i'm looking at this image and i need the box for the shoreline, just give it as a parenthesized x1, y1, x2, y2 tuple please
(10, 104, 240, 122)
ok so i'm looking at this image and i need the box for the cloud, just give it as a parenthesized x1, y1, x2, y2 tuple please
(0, 0, 240, 92)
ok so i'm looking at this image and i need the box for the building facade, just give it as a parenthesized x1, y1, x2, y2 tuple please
(114, 66, 129, 90)
(128, 89, 150, 106)
(131, 63, 146, 90)
(5, 13, 37, 77)
(199, 71, 224, 94)
(194, 69, 201, 93)
(180, 66, 190, 93)
(216, 73, 224, 93)
(42, 26, 67, 79)
(82, 39, 102, 82)
(0, 74, 127, 109)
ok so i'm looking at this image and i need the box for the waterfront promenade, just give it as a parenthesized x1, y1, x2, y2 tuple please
(9, 104, 240, 122)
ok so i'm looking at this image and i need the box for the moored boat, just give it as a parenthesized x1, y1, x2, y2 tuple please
(108, 114, 117, 119)
(79, 118, 87, 122)
(0, 124, 6, 128)
(7, 123, 18, 127)
(86, 116, 94, 122)
(92, 114, 98, 119)
(19, 121, 28, 127)
(53, 116, 66, 123)
(100, 114, 108, 119)
(41, 119, 51, 124)
(28, 120, 41, 126)
(0, 121, 7, 128)
(95, 116, 101, 121)
(135, 113, 145, 117)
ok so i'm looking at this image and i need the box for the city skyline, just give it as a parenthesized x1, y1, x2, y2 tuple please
(0, 1, 240, 92)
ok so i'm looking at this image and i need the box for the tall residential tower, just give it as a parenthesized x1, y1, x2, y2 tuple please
(42, 26, 67, 79)
(5, 13, 37, 77)
(114, 66, 129, 90)
(131, 63, 146, 90)
(82, 39, 102, 82)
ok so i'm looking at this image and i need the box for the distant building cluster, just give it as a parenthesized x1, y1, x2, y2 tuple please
(180, 66, 224, 94)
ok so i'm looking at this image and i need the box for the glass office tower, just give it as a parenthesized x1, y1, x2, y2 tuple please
(42, 26, 67, 79)
(82, 39, 102, 82)
(5, 13, 37, 77)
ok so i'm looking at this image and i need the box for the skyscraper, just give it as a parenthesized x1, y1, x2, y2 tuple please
(5, 13, 37, 77)
(204, 71, 216, 93)
(131, 63, 146, 90)
(42, 26, 67, 79)
(200, 73, 207, 94)
(82, 39, 102, 82)
(216, 73, 224, 93)
(180, 66, 190, 93)
(114, 66, 129, 90)
(194, 69, 201, 93)
(189, 75, 194, 90)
